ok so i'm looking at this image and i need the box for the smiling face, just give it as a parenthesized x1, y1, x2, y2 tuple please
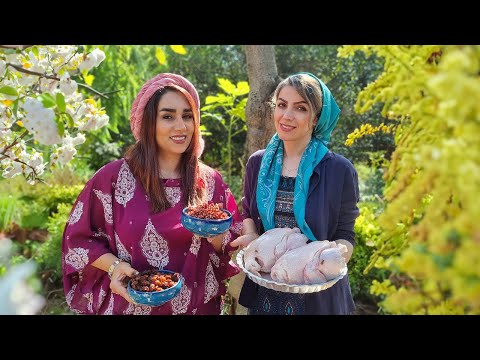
(155, 89, 195, 157)
(274, 85, 316, 144)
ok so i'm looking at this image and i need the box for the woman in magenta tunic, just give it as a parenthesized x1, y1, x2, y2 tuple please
(62, 73, 242, 315)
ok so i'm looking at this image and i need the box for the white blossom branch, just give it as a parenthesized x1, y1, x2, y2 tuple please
(6, 63, 110, 99)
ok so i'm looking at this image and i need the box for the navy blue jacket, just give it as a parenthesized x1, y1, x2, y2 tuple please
(239, 149, 360, 314)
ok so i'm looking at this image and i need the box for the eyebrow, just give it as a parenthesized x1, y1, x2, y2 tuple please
(278, 97, 308, 105)
(158, 108, 193, 113)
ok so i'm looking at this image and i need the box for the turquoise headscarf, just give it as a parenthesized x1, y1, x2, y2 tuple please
(256, 72, 341, 240)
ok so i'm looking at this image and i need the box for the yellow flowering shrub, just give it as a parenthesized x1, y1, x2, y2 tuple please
(339, 45, 480, 314)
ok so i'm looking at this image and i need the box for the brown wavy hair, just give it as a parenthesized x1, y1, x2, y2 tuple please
(124, 86, 205, 213)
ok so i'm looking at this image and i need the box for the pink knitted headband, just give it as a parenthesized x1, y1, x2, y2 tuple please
(130, 73, 201, 141)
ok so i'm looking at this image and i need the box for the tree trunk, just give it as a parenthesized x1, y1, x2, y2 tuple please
(244, 45, 280, 164)
(227, 46, 280, 315)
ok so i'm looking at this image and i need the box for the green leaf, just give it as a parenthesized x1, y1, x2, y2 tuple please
(56, 93, 66, 113)
(54, 115, 65, 137)
(202, 112, 224, 123)
(200, 104, 214, 111)
(217, 78, 236, 95)
(64, 113, 75, 128)
(12, 99, 19, 118)
(155, 47, 167, 65)
(199, 124, 212, 136)
(31, 46, 39, 57)
(237, 97, 248, 109)
(38, 93, 56, 108)
(208, 94, 232, 105)
(205, 95, 220, 105)
(231, 106, 245, 121)
(169, 45, 187, 55)
(0, 86, 18, 96)
(235, 81, 250, 96)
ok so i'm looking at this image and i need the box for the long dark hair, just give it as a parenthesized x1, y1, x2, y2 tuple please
(124, 86, 204, 213)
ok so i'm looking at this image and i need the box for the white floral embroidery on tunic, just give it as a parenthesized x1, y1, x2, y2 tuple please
(189, 234, 201, 256)
(133, 304, 152, 315)
(165, 186, 181, 207)
(115, 231, 132, 262)
(93, 189, 113, 224)
(115, 160, 136, 207)
(103, 294, 114, 315)
(84, 292, 93, 313)
(209, 253, 220, 268)
(141, 219, 169, 269)
(171, 282, 191, 315)
(221, 231, 231, 254)
(204, 261, 219, 304)
(124, 303, 151, 315)
(200, 167, 215, 201)
(68, 201, 83, 225)
(65, 247, 89, 270)
(66, 283, 77, 306)
(192, 308, 197, 314)
(98, 287, 107, 310)
(231, 222, 243, 236)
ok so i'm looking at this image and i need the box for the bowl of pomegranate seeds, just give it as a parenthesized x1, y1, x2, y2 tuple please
(127, 269, 183, 306)
(181, 202, 233, 237)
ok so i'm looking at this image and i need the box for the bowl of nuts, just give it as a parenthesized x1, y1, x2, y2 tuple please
(127, 269, 183, 306)
(181, 202, 232, 238)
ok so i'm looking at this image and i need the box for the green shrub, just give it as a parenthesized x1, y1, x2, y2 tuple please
(35, 185, 84, 216)
(13, 167, 86, 216)
(356, 162, 385, 203)
(36, 203, 72, 285)
(349, 202, 389, 306)
(0, 195, 21, 231)
(225, 174, 243, 209)
(19, 202, 50, 230)
(43, 166, 93, 186)
(14, 184, 82, 230)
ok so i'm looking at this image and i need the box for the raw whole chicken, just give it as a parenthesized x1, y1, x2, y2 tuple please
(308, 246, 348, 282)
(270, 241, 347, 285)
(244, 227, 308, 276)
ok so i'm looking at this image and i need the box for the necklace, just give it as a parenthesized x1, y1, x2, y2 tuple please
(283, 164, 298, 173)
(283, 155, 299, 174)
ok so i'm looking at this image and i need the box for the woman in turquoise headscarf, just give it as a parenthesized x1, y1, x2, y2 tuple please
(231, 73, 360, 314)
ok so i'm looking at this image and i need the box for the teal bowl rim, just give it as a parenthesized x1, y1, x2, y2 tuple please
(182, 207, 232, 222)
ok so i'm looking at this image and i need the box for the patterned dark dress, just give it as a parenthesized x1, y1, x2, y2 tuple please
(249, 176, 307, 315)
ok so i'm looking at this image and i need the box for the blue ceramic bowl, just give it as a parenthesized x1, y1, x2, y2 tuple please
(181, 207, 233, 238)
(127, 270, 183, 307)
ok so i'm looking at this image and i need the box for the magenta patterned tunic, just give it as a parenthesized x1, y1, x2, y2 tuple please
(62, 158, 242, 315)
